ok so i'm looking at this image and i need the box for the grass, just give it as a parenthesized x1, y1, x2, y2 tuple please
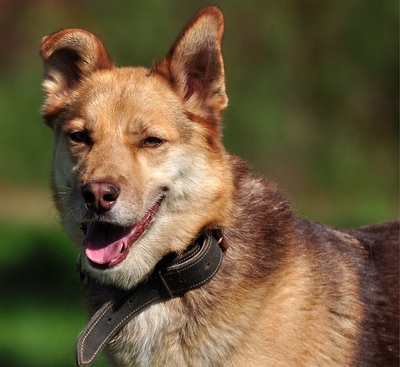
(0, 222, 108, 367)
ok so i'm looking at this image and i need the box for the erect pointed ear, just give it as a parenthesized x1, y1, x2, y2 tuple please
(40, 28, 114, 126)
(154, 7, 227, 119)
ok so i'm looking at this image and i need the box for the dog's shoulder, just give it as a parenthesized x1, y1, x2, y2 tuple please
(294, 219, 400, 365)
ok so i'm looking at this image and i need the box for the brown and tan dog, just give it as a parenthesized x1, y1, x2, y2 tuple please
(40, 6, 399, 367)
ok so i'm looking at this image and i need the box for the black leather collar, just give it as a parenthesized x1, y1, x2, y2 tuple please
(76, 230, 226, 367)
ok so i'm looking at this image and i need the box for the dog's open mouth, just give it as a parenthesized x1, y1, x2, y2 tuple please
(83, 196, 164, 268)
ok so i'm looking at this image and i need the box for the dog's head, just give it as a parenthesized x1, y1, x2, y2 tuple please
(40, 7, 234, 289)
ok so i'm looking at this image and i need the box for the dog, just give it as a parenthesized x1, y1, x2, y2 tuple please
(40, 6, 399, 367)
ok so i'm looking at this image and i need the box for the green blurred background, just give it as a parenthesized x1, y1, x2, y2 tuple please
(1, 1, 398, 366)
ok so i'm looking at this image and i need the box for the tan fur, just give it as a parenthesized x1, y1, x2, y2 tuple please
(40, 7, 399, 366)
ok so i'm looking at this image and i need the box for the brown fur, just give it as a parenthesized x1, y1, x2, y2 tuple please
(40, 7, 399, 366)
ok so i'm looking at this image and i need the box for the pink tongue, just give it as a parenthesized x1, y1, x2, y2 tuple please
(84, 223, 131, 265)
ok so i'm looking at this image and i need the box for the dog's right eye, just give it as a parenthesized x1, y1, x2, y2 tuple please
(69, 131, 90, 144)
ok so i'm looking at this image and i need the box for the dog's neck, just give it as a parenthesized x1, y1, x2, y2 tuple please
(76, 229, 227, 367)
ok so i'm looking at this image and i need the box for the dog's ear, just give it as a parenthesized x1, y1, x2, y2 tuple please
(154, 7, 227, 120)
(40, 29, 114, 126)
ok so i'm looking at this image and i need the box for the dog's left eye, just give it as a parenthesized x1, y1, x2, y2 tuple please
(142, 137, 164, 148)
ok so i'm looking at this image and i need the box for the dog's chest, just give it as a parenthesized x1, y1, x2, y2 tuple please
(106, 297, 238, 367)
(107, 301, 196, 366)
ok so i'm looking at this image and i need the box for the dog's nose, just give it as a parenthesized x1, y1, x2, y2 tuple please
(82, 181, 120, 213)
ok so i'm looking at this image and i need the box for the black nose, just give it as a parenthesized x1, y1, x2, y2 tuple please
(81, 181, 120, 213)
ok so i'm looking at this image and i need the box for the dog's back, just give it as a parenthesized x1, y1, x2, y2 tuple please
(346, 221, 399, 365)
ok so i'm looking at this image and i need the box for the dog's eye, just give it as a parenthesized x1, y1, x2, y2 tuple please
(69, 131, 90, 144)
(142, 137, 164, 148)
